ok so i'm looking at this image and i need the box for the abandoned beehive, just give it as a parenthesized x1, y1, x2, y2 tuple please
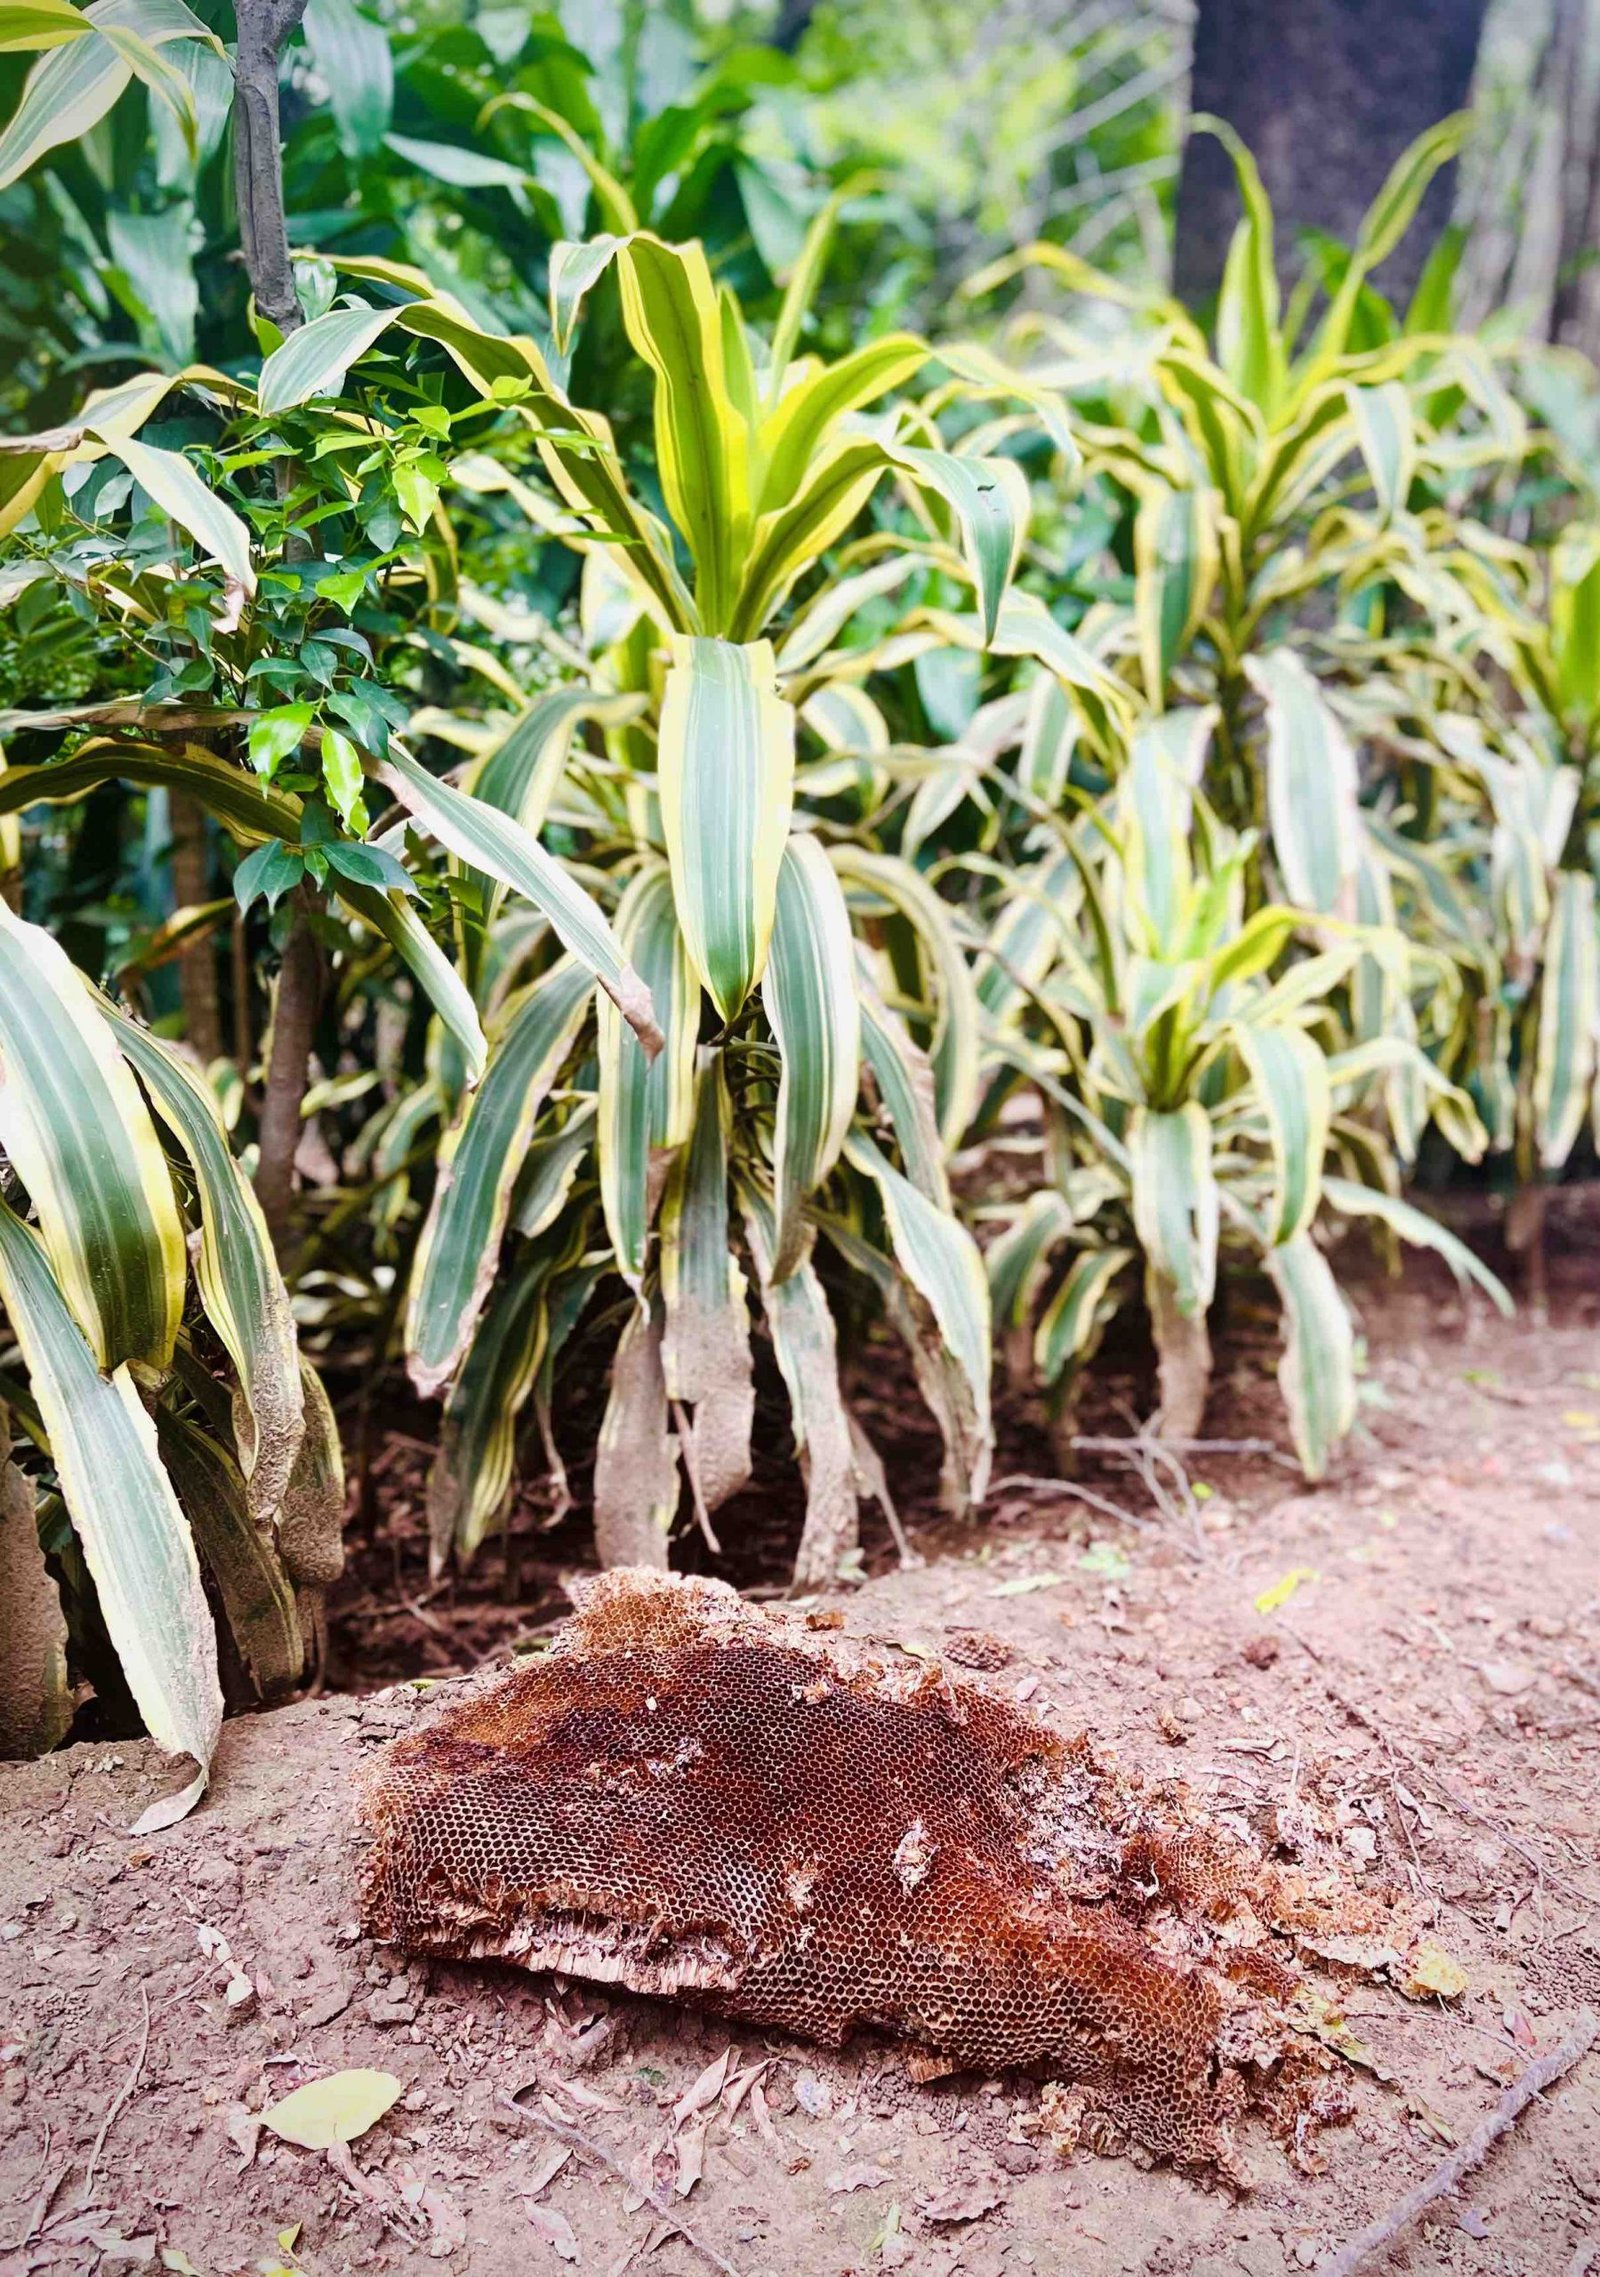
(360, 1571, 1373, 2174)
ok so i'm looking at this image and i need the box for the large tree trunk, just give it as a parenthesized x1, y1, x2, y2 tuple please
(169, 791, 223, 1064)
(1175, 0, 1492, 311)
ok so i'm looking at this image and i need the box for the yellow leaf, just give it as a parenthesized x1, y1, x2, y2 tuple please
(1399, 1940, 1469, 2001)
(261, 2069, 402, 2150)
(1562, 1408, 1599, 1429)
(1254, 1565, 1319, 1615)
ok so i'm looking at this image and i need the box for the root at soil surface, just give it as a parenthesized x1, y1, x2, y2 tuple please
(359, 1570, 1399, 2180)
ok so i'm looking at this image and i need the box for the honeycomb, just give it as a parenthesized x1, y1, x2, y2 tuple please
(359, 1572, 1367, 2175)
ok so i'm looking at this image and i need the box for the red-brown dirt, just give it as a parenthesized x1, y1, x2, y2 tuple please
(1, 1196, 1597, 2276)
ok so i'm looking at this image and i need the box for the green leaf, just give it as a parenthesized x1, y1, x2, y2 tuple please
(248, 703, 312, 777)
(105, 1006, 304, 1526)
(1191, 112, 1286, 417)
(377, 738, 661, 1054)
(1321, 1178, 1513, 1315)
(859, 980, 948, 1209)
(1267, 1231, 1355, 1481)
(158, 1415, 303, 1698)
(0, 903, 185, 1373)
(233, 839, 304, 913)
(764, 834, 861, 1280)
(658, 635, 794, 1022)
(986, 1188, 1072, 1329)
(615, 234, 750, 633)
(302, 0, 391, 156)
(597, 867, 699, 1289)
(0, 1196, 219, 1800)
(319, 725, 368, 832)
(548, 234, 625, 355)
(99, 429, 254, 593)
(0, 735, 303, 847)
(832, 847, 980, 1149)
(426, 1262, 548, 1575)
(406, 959, 593, 1398)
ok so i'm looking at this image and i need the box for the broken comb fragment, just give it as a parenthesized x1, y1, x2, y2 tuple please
(359, 1570, 1362, 2176)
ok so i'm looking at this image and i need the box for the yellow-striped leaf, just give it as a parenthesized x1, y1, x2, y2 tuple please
(0, 1198, 219, 1811)
(0, 905, 184, 1373)
(1128, 1101, 1217, 1319)
(105, 1006, 304, 1525)
(377, 738, 660, 1053)
(1247, 649, 1361, 920)
(597, 867, 700, 1288)
(765, 833, 860, 1279)
(1534, 868, 1599, 1170)
(406, 958, 594, 1397)
(1267, 1231, 1355, 1481)
(1235, 1022, 1330, 1245)
(658, 634, 794, 1021)
(1034, 1244, 1133, 1385)
(425, 1263, 548, 1575)
(844, 1132, 991, 1491)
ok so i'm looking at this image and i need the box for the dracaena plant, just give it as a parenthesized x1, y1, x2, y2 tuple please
(964, 116, 1529, 1194)
(0, 901, 342, 1802)
(976, 712, 1509, 1480)
(244, 217, 1089, 1586)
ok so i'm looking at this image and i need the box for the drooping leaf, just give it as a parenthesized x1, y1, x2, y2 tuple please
(406, 959, 593, 1398)
(0, 905, 185, 1374)
(377, 739, 660, 1052)
(596, 868, 699, 1289)
(105, 1005, 304, 1523)
(0, 1198, 219, 1803)
(765, 834, 861, 1279)
(1267, 1231, 1355, 1481)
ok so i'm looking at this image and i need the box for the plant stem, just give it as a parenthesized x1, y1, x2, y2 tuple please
(256, 886, 322, 1253)
(232, 0, 310, 339)
(169, 789, 223, 1062)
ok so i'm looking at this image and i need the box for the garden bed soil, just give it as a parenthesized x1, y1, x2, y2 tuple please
(2, 1192, 1598, 2276)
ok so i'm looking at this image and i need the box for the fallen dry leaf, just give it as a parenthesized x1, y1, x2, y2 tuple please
(262, 2069, 402, 2150)
(1254, 1566, 1319, 1615)
(521, 2145, 572, 2198)
(524, 2202, 579, 2262)
(916, 2169, 1005, 2225)
(827, 2162, 890, 2194)
(674, 2117, 707, 2197)
(222, 2104, 260, 2165)
(673, 2048, 733, 2128)
(1398, 1940, 1469, 2001)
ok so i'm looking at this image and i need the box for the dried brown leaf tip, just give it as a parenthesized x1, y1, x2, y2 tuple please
(359, 1571, 1397, 2181)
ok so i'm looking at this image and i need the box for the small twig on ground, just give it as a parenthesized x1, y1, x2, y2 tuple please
(1072, 1432, 1301, 1470)
(499, 2093, 745, 2277)
(1315, 2009, 1598, 2276)
(80, 1986, 149, 2206)
(990, 1474, 1155, 1530)
(1283, 1628, 1600, 1906)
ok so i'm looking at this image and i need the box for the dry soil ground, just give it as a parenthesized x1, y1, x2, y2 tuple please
(1, 1203, 1598, 2277)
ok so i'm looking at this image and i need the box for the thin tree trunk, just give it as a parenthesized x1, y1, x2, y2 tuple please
(232, 0, 310, 338)
(1175, 0, 1491, 311)
(169, 791, 223, 1063)
(232, 0, 319, 1247)
(255, 889, 322, 1252)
